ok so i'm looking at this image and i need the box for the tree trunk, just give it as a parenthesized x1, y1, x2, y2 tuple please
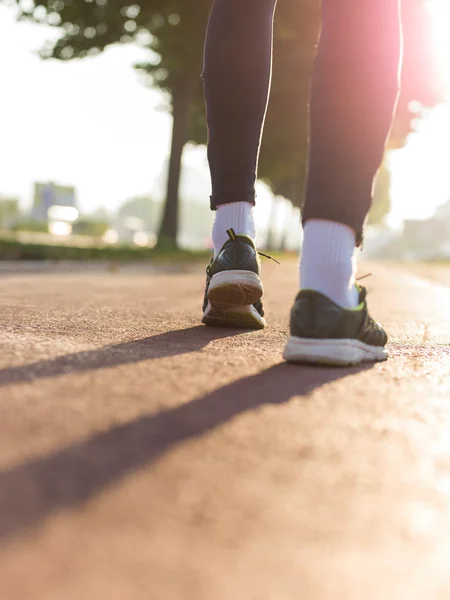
(157, 76, 196, 249)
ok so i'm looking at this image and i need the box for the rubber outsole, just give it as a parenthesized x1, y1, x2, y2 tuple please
(202, 303, 266, 330)
(203, 270, 265, 330)
(283, 336, 388, 366)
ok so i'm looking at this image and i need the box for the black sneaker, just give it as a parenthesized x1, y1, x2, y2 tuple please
(283, 286, 388, 366)
(202, 229, 266, 330)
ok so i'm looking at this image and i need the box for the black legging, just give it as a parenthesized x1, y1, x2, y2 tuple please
(203, 0, 402, 244)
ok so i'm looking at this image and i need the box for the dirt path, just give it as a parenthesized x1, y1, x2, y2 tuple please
(1, 260, 450, 600)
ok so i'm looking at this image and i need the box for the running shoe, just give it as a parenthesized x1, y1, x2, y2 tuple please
(283, 286, 388, 366)
(202, 229, 266, 329)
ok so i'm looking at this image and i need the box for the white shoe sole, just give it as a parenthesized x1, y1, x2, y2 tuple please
(203, 270, 265, 330)
(283, 336, 389, 366)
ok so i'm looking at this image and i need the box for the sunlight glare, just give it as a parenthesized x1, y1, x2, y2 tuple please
(426, 0, 450, 92)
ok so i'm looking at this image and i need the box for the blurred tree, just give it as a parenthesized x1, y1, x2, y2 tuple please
(87, 207, 112, 223)
(179, 198, 213, 249)
(11, 219, 49, 233)
(72, 219, 110, 237)
(134, 5, 211, 247)
(118, 195, 161, 232)
(15, 0, 210, 248)
(0, 197, 21, 228)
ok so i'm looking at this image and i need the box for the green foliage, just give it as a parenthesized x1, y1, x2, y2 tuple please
(72, 219, 110, 237)
(0, 237, 210, 261)
(11, 219, 48, 233)
(20, 0, 210, 109)
(134, 5, 210, 101)
(0, 197, 21, 228)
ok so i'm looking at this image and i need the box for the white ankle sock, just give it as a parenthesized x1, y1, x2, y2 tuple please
(212, 202, 256, 256)
(300, 220, 359, 309)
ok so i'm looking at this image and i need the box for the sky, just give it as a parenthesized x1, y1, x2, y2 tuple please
(389, 0, 450, 225)
(1, 3, 450, 225)
(0, 5, 174, 214)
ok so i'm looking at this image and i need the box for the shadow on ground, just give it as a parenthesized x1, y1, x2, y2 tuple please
(0, 355, 373, 544)
(0, 326, 246, 386)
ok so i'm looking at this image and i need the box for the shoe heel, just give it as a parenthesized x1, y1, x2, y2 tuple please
(208, 270, 263, 307)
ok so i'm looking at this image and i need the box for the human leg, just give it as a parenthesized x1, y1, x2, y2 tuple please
(201, 0, 277, 329)
(203, 0, 277, 253)
(303, 0, 403, 240)
(286, 0, 402, 364)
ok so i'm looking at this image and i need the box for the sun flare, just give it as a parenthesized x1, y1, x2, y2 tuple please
(426, 0, 450, 92)
(390, 1, 450, 224)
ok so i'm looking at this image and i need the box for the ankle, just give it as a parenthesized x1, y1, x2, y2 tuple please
(212, 202, 256, 256)
(300, 220, 359, 309)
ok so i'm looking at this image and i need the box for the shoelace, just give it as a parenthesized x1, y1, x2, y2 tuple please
(226, 228, 282, 265)
(258, 251, 282, 265)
